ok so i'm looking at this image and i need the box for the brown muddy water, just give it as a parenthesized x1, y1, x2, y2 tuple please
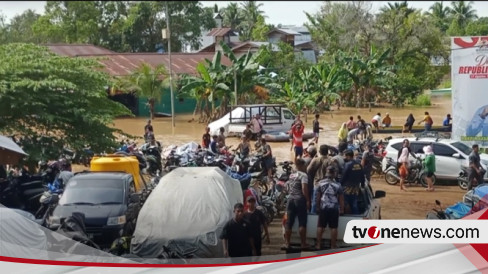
(113, 94, 452, 162)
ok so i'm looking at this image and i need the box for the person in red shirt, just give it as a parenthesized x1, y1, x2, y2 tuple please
(291, 121, 305, 161)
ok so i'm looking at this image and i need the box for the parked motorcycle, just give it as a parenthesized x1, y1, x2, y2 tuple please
(426, 200, 453, 219)
(270, 161, 293, 216)
(384, 156, 434, 187)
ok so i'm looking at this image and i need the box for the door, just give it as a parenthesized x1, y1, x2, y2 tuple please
(282, 109, 295, 131)
(433, 143, 463, 179)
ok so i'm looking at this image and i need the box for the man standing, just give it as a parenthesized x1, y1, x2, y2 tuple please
(357, 115, 367, 140)
(469, 144, 485, 190)
(361, 144, 375, 184)
(217, 127, 226, 148)
(243, 196, 270, 256)
(202, 127, 211, 149)
(291, 121, 305, 160)
(340, 150, 365, 214)
(312, 114, 323, 144)
(418, 111, 433, 131)
(284, 158, 310, 250)
(251, 114, 264, 139)
(303, 146, 317, 168)
(307, 145, 332, 214)
(144, 119, 154, 142)
(423, 145, 436, 192)
(315, 166, 344, 250)
(220, 203, 256, 260)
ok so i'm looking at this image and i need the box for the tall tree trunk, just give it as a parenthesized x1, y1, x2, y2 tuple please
(149, 98, 155, 120)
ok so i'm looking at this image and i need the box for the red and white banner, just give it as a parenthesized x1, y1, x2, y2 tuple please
(451, 36, 488, 143)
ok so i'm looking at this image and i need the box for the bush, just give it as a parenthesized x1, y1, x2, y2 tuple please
(413, 94, 431, 106)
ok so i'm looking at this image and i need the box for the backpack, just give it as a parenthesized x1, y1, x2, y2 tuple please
(321, 182, 339, 209)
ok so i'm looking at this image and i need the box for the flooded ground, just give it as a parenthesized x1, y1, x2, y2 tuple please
(113, 94, 452, 161)
(111, 94, 467, 255)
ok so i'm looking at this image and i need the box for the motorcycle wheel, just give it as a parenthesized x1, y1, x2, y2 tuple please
(419, 173, 436, 188)
(258, 179, 269, 196)
(384, 169, 399, 185)
(457, 177, 469, 190)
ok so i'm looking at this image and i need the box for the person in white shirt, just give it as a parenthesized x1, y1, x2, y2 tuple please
(397, 139, 414, 191)
(371, 113, 382, 133)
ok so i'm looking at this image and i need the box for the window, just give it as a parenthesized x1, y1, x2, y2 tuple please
(411, 142, 430, 154)
(450, 142, 472, 155)
(434, 143, 457, 157)
(129, 181, 136, 193)
(283, 110, 295, 120)
(391, 143, 403, 151)
(59, 178, 124, 205)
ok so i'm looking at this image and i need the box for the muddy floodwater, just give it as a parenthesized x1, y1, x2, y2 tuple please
(113, 94, 452, 162)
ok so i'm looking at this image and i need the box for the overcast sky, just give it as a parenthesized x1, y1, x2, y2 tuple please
(1, 1, 488, 26)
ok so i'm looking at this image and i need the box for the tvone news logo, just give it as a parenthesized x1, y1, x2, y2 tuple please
(352, 225, 444, 239)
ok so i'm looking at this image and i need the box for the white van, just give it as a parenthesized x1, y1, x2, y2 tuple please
(208, 104, 296, 136)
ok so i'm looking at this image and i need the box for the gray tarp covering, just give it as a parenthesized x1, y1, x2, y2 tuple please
(131, 167, 243, 258)
(0, 135, 27, 165)
(0, 207, 48, 259)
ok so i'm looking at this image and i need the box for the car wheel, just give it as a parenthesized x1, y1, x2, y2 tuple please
(385, 169, 399, 185)
(458, 177, 469, 190)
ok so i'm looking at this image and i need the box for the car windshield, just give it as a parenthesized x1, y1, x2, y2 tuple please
(59, 178, 124, 205)
(450, 142, 472, 155)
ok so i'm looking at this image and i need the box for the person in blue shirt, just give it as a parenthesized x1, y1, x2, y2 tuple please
(443, 114, 452, 127)
(210, 135, 219, 154)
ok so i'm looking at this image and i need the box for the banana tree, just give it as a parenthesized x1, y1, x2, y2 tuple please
(114, 62, 171, 120)
(180, 50, 230, 122)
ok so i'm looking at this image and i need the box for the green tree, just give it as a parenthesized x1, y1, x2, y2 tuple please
(0, 12, 7, 44)
(449, 1, 478, 29)
(5, 9, 41, 43)
(116, 63, 171, 120)
(251, 15, 270, 41)
(427, 2, 452, 32)
(465, 17, 488, 35)
(221, 2, 242, 30)
(0, 43, 132, 166)
(239, 1, 266, 41)
(305, 1, 375, 56)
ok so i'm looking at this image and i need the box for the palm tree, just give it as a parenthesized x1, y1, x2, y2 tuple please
(379, 1, 416, 17)
(450, 1, 478, 28)
(222, 3, 242, 30)
(239, 1, 266, 41)
(427, 2, 452, 32)
(115, 63, 171, 120)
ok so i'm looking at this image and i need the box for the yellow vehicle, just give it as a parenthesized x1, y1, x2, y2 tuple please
(90, 154, 147, 192)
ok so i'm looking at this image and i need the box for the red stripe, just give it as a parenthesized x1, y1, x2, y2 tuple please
(0, 245, 377, 268)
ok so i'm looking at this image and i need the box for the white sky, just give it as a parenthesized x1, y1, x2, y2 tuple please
(1, 1, 488, 26)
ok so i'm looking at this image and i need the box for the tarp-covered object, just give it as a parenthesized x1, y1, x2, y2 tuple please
(131, 167, 243, 258)
(0, 135, 27, 164)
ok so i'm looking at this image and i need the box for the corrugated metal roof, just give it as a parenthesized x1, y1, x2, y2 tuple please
(268, 28, 301, 36)
(78, 53, 232, 76)
(207, 28, 235, 37)
(44, 44, 116, 56)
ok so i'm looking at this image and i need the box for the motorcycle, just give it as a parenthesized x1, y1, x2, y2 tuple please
(141, 144, 162, 176)
(270, 161, 293, 216)
(426, 200, 454, 219)
(384, 156, 434, 187)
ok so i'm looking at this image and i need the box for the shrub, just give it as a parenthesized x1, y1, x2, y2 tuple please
(413, 94, 431, 106)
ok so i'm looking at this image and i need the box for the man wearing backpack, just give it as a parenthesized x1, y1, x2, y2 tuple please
(316, 166, 344, 250)
(307, 145, 333, 214)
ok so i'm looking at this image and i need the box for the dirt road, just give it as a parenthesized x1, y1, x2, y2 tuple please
(261, 175, 467, 255)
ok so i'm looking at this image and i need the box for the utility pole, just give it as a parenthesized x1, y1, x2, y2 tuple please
(165, 2, 175, 128)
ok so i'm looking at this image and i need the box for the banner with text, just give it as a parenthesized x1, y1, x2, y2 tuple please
(451, 36, 488, 144)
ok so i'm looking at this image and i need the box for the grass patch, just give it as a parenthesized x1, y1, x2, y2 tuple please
(412, 94, 431, 106)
